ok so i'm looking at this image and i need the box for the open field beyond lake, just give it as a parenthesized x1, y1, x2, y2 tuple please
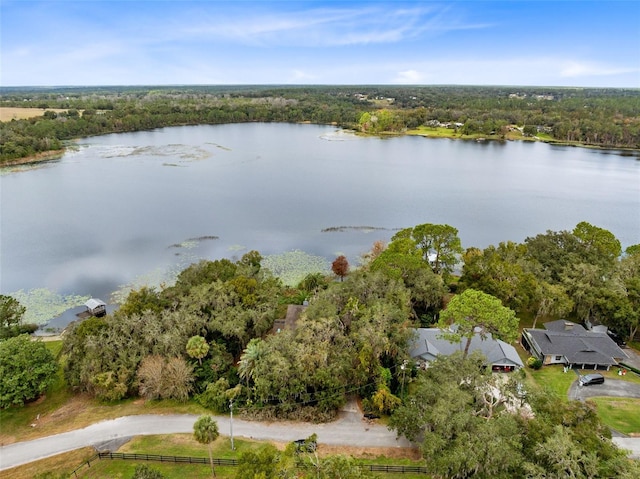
(0, 107, 69, 121)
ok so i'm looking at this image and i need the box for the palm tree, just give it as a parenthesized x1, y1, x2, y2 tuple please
(186, 335, 210, 365)
(237, 338, 264, 391)
(193, 415, 220, 477)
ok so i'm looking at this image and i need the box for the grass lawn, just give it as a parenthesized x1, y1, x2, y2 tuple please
(523, 364, 576, 400)
(589, 397, 640, 435)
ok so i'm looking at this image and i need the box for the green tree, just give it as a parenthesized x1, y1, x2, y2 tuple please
(573, 221, 622, 266)
(0, 294, 26, 329)
(186, 335, 210, 365)
(238, 338, 266, 390)
(193, 415, 220, 477)
(459, 242, 542, 313)
(438, 289, 519, 358)
(0, 335, 57, 408)
(392, 223, 463, 276)
(235, 444, 280, 479)
(531, 281, 573, 329)
(389, 353, 526, 478)
(370, 238, 445, 322)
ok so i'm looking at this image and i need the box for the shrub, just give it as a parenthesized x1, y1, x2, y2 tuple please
(527, 356, 543, 370)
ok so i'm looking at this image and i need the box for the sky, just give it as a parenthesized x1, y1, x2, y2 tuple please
(1, 0, 639, 87)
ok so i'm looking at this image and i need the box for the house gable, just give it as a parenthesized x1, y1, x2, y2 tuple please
(522, 320, 628, 368)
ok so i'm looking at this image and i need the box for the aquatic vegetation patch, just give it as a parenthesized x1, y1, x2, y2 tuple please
(206, 142, 232, 151)
(321, 225, 392, 233)
(99, 144, 211, 161)
(319, 129, 360, 141)
(8, 289, 90, 325)
(169, 236, 219, 249)
(110, 264, 185, 304)
(262, 250, 330, 286)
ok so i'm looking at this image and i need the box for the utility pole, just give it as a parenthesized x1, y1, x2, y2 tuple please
(400, 360, 407, 398)
(229, 398, 235, 450)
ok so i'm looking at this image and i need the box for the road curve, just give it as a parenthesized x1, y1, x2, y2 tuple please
(0, 412, 413, 471)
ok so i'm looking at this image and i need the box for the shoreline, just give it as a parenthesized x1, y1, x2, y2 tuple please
(1, 150, 66, 168)
(2, 125, 638, 169)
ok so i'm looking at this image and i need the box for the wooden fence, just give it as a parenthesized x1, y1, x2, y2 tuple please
(70, 451, 428, 476)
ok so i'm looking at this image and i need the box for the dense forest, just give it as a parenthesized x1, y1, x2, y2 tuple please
(3, 221, 639, 477)
(1, 85, 639, 164)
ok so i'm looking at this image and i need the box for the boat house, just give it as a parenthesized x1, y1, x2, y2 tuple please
(84, 298, 107, 317)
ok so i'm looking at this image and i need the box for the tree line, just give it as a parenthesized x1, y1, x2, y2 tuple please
(1, 85, 639, 163)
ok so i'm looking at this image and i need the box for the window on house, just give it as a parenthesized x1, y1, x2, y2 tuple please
(555, 355, 563, 361)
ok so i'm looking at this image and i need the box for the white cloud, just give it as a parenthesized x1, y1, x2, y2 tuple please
(181, 5, 484, 48)
(393, 69, 426, 84)
(560, 61, 639, 78)
(289, 70, 316, 83)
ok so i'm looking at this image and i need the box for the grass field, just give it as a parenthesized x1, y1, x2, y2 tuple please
(0, 107, 70, 122)
(405, 125, 529, 142)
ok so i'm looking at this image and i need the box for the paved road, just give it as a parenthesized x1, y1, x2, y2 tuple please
(0, 407, 412, 471)
(4, 382, 640, 471)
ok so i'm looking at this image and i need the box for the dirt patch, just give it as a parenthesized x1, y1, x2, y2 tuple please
(318, 444, 421, 460)
(46, 396, 89, 422)
(263, 439, 419, 460)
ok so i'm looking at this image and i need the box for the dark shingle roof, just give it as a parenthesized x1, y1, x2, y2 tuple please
(524, 321, 628, 366)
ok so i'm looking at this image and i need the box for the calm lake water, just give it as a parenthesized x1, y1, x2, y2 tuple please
(2, 123, 639, 309)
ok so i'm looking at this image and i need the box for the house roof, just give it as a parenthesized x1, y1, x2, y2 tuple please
(409, 328, 524, 368)
(85, 298, 106, 310)
(523, 320, 628, 366)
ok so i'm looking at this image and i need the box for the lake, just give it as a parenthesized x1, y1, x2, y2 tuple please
(1, 123, 639, 323)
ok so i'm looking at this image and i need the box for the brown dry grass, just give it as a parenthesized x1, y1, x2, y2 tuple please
(0, 107, 71, 122)
(0, 447, 95, 479)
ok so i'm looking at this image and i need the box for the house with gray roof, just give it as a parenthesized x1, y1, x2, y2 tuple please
(521, 320, 628, 370)
(409, 327, 524, 372)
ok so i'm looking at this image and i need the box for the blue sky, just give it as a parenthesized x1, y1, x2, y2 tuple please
(1, 0, 639, 87)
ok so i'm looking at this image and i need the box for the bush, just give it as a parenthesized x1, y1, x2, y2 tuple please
(132, 464, 165, 479)
(527, 356, 543, 370)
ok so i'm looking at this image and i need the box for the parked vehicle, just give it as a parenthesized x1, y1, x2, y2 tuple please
(579, 373, 605, 386)
(607, 330, 627, 347)
(294, 438, 317, 452)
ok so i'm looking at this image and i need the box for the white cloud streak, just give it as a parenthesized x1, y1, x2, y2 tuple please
(179, 5, 488, 47)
